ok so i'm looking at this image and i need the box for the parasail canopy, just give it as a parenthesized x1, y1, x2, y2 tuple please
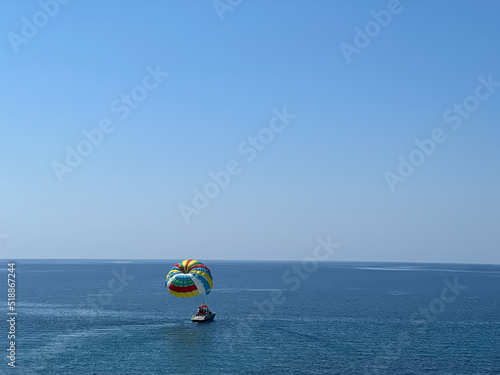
(165, 259, 213, 298)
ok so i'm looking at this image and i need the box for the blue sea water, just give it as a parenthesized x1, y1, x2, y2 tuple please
(1, 260, 499, 375)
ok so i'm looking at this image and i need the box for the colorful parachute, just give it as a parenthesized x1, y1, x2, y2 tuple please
(165, 259, 213, 298)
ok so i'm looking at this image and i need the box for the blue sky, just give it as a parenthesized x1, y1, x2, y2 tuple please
(1, 0, 499, 263)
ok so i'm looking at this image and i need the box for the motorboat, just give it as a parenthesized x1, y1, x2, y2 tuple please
(191, 302, 215, 322)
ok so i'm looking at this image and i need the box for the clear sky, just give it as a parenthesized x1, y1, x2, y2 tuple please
(1, 0, 499, 263)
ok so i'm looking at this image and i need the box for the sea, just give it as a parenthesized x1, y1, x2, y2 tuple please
(1, 260, 499, 375)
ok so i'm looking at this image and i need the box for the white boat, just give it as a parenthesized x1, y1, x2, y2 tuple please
(191, 303, 216, 322)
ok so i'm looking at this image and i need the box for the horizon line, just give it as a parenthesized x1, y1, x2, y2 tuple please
(1, 258, 499, 266)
